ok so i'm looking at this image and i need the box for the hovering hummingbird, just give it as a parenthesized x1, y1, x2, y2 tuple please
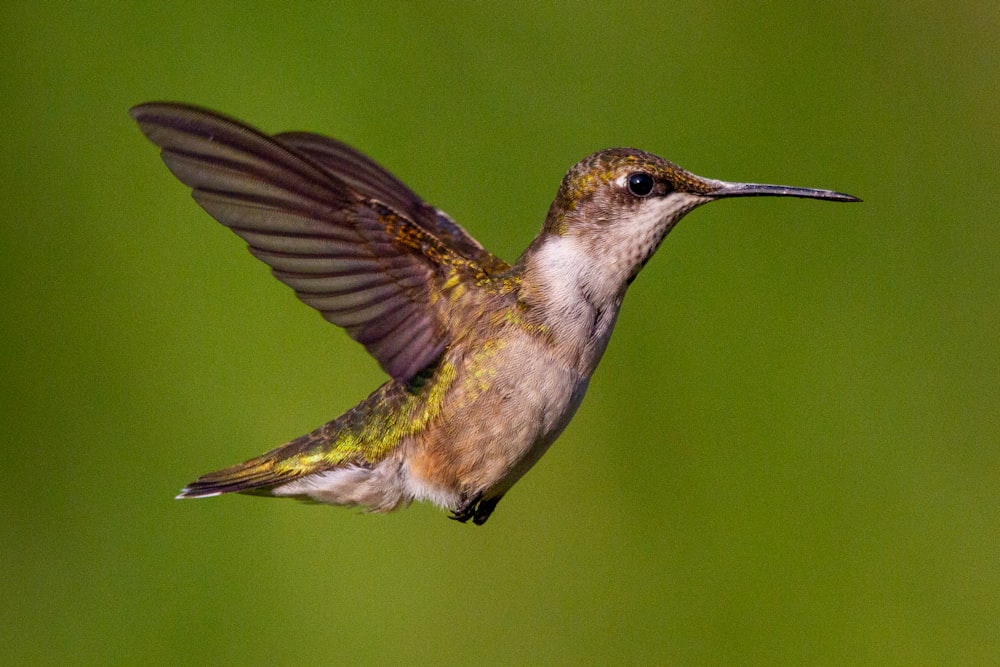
(132, 102, 858, 525)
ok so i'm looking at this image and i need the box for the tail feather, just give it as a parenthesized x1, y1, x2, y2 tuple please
(176, 454, 298, 499)
(176, 381, 410, 500)
(176, 424, 343, 499)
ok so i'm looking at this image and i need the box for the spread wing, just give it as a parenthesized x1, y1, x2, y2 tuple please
(131, 102, 510, 382)
(272, 130, 510, 276)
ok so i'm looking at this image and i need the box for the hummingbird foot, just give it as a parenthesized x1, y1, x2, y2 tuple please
(449, 493, 503, 525)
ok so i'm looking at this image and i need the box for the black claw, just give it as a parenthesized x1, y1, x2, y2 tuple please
(472, 496, 502, 525)
(449, 510, 473, 523)
(449, 492, 481, 523)
(448, 493, 503, 525)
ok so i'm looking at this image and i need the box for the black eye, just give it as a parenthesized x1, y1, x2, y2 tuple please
(627, 172, 655, 197)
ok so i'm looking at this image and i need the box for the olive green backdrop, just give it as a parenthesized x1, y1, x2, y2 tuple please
(2, 3, 997, 664)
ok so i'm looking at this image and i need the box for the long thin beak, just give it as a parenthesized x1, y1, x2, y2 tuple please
(706, 180, 861, 203)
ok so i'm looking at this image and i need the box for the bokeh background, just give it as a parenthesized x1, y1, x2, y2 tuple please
(3, 3, 997, 664)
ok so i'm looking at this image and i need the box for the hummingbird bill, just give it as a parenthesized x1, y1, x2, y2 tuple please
(132, 103, 859, 525)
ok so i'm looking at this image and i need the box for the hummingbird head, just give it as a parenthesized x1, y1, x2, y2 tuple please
(530, 148, 858, 290)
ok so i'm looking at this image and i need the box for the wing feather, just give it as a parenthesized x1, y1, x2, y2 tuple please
(275, 131, 511, 274)
(132, 102, 495, 381)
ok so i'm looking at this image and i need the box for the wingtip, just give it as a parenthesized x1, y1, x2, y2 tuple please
(129, 101, 165, 121)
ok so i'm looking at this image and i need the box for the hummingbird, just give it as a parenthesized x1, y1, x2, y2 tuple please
(132, 102, 859, 525)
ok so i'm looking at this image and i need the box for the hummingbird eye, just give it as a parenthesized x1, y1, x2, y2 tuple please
(626, 172, 655, 197)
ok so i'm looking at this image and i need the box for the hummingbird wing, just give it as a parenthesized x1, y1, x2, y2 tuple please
(131, 102, 510, 382)
(272, 131, 510, 276)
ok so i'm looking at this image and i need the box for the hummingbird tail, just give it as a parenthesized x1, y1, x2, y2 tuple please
(176, 382, 412, 502)
(175, 410, 383, 500)
(176, 427, 335, 499)
(175, 454, 292, 499)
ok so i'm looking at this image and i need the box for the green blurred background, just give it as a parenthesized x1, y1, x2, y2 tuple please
(2, 3, 997, 664)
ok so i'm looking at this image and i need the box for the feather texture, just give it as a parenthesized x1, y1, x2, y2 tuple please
(131, 103, 509, 381)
